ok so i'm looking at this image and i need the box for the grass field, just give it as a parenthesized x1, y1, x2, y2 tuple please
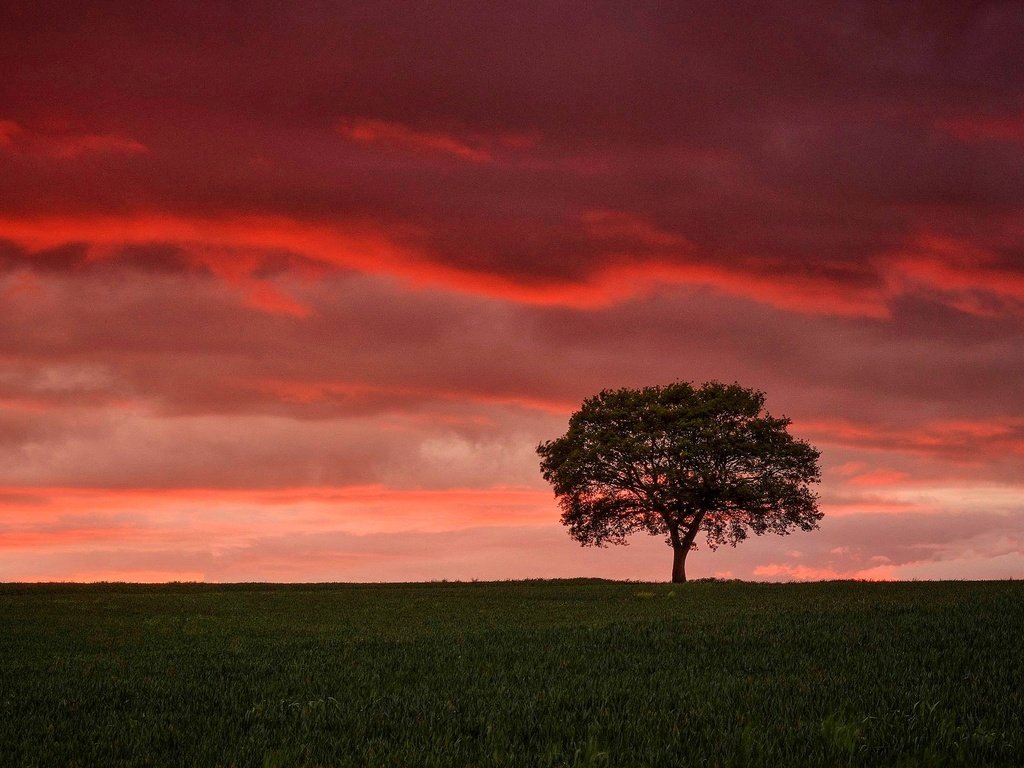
(1, 580, 1021, 767)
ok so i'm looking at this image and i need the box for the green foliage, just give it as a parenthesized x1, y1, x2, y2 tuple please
(1, 580, 1022, 767)
(537, 382, 822, 576)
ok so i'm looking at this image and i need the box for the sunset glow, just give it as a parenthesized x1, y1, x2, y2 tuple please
(2, 1, 1022, 581)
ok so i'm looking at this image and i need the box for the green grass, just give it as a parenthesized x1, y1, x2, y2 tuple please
(1, 580, 1021, 767)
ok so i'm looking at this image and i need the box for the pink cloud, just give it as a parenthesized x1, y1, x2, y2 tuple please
(241, 280, 313, 317)
(1, 478, 1019, 582)
(847, 469, 911, 487)
(753, 563, 848, 581)
(884, 235, 1024, 315)
(62, 570, 206, 583)
(0, 119, 147, 158)
(241, 377, 573, 414)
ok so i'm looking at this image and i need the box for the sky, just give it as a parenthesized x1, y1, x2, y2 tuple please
(2, 0, 1023, 582)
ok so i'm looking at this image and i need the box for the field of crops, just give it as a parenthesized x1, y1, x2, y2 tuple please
(1, 580, 1021, 767)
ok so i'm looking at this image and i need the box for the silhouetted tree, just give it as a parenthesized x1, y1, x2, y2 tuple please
(537, 382, 822, 582)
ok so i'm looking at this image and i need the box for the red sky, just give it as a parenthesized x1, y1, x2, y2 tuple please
(2, 1, 1023, 582)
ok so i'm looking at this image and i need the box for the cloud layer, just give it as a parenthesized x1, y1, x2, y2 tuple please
(1, 1, 1022, 581)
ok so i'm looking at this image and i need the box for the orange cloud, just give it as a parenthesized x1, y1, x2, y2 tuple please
(885, 235, 1024, 313)
(4, 214, 1024, 321)
(0, 213, 416, 274)
(794, 417, 1024, 457)
(846, 469, 911, 487)
(604, 259, 888, 317)
(2, 482, 1019, 582)
(818, 499, 923, 517)
(892, 236, 1024, 292)
(60, 570, 207, 583)
(0, 212, 890, 315)
(752, 563, 847, 580)
(0, 485, 555, 537)
(753, 561, 924, 581)
(241, 280, 312, 317)
(337, 117, 498, 162)
(0, 485, 570, 580)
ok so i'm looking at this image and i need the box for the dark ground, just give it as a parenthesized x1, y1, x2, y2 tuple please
(1, 579, 1021, 767)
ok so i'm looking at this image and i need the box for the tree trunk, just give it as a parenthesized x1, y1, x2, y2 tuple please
(671, 544, 688, 583)
(669, 513, 704, 583)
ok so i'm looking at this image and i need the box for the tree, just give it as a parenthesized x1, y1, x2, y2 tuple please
(537, 381, 822, 582)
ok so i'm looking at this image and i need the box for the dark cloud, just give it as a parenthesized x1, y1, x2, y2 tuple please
(2, 0, 1023, 291)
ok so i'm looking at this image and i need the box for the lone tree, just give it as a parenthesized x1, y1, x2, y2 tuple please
(537, 381, 822, 582)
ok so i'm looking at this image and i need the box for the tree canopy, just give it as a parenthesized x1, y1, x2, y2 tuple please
(537, 381, 822, 582)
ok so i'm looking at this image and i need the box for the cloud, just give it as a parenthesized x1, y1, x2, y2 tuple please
(753, 563, 849, 581)
(241, 279, 313, 317)
(885, 235, 1024, 316)
(336, 117, 527, 163)
(798, 417, 1024, 462)
(1, 1, 1023, 580)
(3, 266, 1024, 465)
(7, 211, 1022, 319)
(3, 487, 1019, 583)
(938, 115, 1024, 144)
(0, 212, 883, 314)
(3, 2, 1023, 323)
(846, 469, 911, 487)
(0, 119, 147, 158)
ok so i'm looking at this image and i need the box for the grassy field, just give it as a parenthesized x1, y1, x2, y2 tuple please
(0, 580, 1021, 767)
